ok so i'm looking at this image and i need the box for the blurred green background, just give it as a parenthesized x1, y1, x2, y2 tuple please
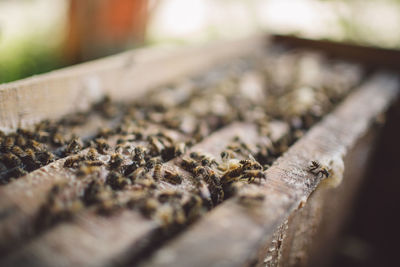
(1, 0, 400, 84)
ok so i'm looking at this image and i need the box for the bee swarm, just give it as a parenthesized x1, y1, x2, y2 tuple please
(0, 46, 364, 265)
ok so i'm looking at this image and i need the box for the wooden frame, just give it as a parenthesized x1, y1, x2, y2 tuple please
(0, 35, 399, 266)
(0, 35, 266, 132)
(140, 73, 399, 267)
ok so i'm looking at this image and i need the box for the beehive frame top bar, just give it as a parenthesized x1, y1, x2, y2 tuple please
(141, 73, 399, 267)
(0, 35, 267, 132)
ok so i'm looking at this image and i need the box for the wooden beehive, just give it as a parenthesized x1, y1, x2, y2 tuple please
(0, 34, 398, 267)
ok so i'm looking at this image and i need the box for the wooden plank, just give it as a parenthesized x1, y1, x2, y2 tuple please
(3, 210, 156, 267)
(1, 121, 287, 267)
(272, 34, 400, 70)
(259, 130, 378, 266)
(0, 125, 185, 255)
(0, 35, 267, 132)
(139, 73, 399, 267)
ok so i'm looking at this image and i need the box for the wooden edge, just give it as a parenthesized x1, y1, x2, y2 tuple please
(272, 34, 400, 70)
(0, 35, 268, 132)
(139, 73, 399, 267)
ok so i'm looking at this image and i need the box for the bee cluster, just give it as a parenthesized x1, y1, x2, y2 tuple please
(1, 47, 362, 232)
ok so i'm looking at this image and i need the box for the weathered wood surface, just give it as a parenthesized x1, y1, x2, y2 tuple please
(1, 122, 286, 267)
(257, 130, 378, 266)
(0, 124, 185, 255)
(0, 35, 266, 132)
(139, 73, 399, 267)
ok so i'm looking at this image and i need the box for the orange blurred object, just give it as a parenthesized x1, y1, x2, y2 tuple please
(65, 0, 148, 64)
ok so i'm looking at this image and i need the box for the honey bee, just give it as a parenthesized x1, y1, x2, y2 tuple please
(190, 152, 201, 160)
(35, 151, 54, 165)
(199, 154, 218, 167)
(156, 131, 174, 143)
(204, 173, 224, 205)
(146, 156, 162, 170)
(220, 166, 243, 184)
(220, 155, 264, 184)
(84, 160, 104, 167)
(106, 171, 129, 190)
(65, 138, 82, 155)
(193, 165, 207, 176)
(1, 153, 21, 168)
(157, 189, 182, 203)
(239, 158, 262, 170)
(10, 145, 26, 158)
(21, 149, 40, 171)
(153, 163, 162, 181)
(35, 131, 50, 143)
(76, 165, 101, 177)
(27, 139, 45, 152)
(34, 182, 73, 230)
(154, 204, 175, 227)
(86, 148, 98, 161)
(129, 167, 149, 182)
(180, 157, 198, 172)
(16, 135, 27, 147)
(173, 207, 187, 225)
(239, 141, 253, 153)
(64, 155, 85, 168)
(308, 160, 330, 178)
(25, 148, 36, 159)
(0, 161, 6, 172)
(97, 127, 113, 138)
(4, 167, 28, 180)
(132, 130, 144, 141)
(240, 170, 266, 183)
(148, 136, 165, 154)
(182, 194, 204, 222)
(220, 150, 235, 160)
(174, 142, 186, 157)
(134, 146, 145, 161)
(196, 181, 213, 209)
(115, 142, 133, 154)
(123, 161, 140, 177)
(136, 175, 157, 189)
(94, 138, 110, 154)
(2, 136, 15, 150)
(96, 198, 119, 216)
(218, 156, 241, 173)
(51, 133, 65, 146)
(138, 197, 159, 218)
(108, 153, 124, 169)
(82, 180, 103, 205)
(200, 158, 214, 167)
(163, 170, 182, 185)
(17, 128, 33, 138)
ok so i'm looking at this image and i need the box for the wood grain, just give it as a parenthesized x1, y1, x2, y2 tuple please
(0, 124, 185, 255)
(139, 73, 399, 267)
(0, 35, 267, 132)
(1, 121, 287, 267)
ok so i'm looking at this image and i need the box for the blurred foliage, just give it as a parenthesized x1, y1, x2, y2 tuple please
(0, 38, 64, 84)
